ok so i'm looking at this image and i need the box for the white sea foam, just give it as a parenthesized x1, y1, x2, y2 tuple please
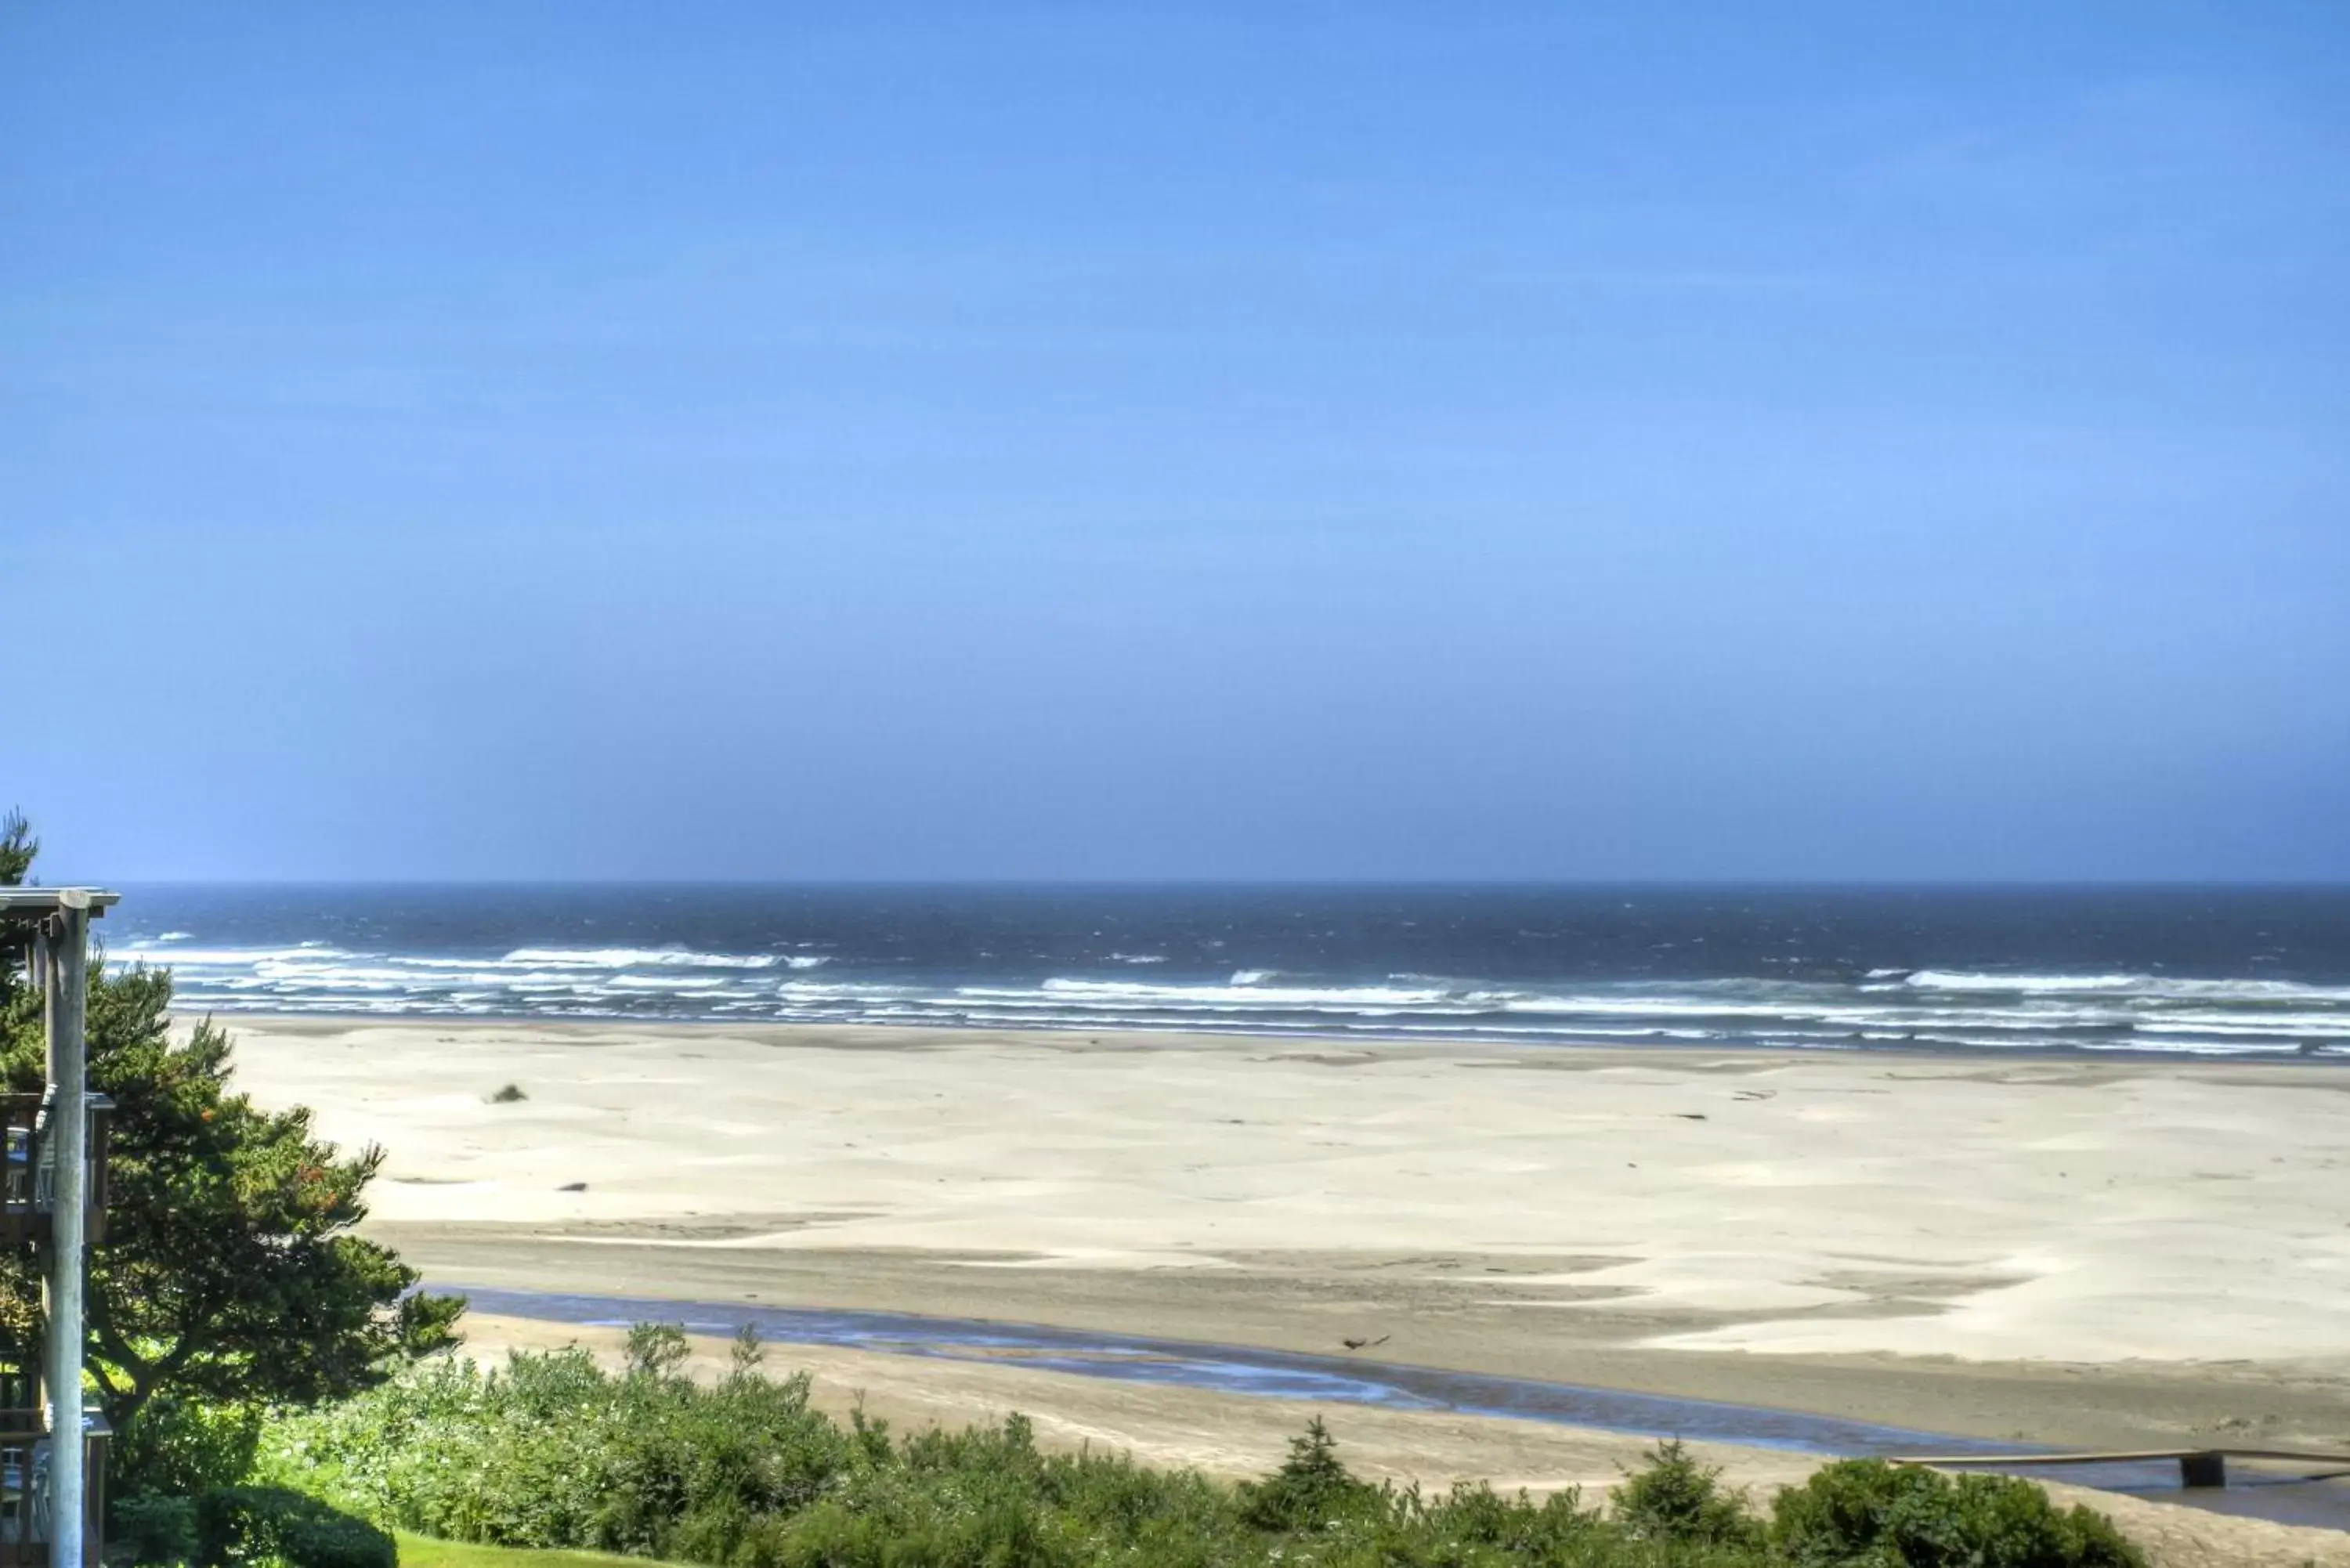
(776, 980, 920, 1000)
(2136, 1019, 2350, 1039)
(129, 931, 2350, 1061)
(1905, 970, 2146, 992)
(1901, 970, 2350, 1006)
(118, 945, 355, 966)
(2140, 977, 2350, 1003)
(501, 947, 780, 970)
(1033, 977, 1448, 1008)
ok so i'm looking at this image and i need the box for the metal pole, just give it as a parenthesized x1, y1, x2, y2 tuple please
(47, 893, 88, 1568)
(38, 925, 54, 1082)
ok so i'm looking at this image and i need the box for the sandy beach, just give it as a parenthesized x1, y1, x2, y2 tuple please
(215, 1015, 2350, 1561)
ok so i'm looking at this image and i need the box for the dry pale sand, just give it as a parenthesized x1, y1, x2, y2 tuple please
(208, 1016, 2350, 1559)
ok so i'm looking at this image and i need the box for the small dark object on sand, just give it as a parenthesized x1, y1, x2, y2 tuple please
(1672, 1112, 1707, 1120)
(557, 1181, 588, 1192)
(489, 1083, 527, 1104)
(1341, 1335, 1390, 1351)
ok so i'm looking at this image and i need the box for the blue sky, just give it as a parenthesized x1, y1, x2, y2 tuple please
(5, 2, 2346, 881)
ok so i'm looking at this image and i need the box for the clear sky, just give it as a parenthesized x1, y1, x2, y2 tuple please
(5, 2, 2345, 882)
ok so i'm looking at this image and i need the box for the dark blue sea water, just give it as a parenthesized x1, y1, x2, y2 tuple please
(107, 884, 2350, 1057)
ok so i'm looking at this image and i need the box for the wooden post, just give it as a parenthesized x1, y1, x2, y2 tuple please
(2179, 1451, 2226, 1489)
(46, 893, 89, 1568)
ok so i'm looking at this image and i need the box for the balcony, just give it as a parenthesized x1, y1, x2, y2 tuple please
(0, 1096, 110, 1252)
(0, 1411, 109, 1568)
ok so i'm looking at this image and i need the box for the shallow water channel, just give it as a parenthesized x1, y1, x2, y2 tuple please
(458, 1287, 2350, 1534)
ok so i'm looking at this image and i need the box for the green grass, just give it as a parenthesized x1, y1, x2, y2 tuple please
(397, 1532, 678, 1568)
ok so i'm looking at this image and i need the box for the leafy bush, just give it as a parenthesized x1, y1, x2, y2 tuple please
(114, 1492, 199, 1566)
(1770, 1459, 2145, 1568)
(195, 1485, 397, 1568)
(253, 1329, 2149, 1568)
(117, 1396, 266, 1499)
(621, 1322, 689, 1381)
(254, 1338, 855, 1559)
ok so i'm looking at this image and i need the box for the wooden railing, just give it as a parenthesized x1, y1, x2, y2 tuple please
(0, 1412, 107, 1568)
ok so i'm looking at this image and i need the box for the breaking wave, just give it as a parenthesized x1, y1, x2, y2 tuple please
(114, 938, 2350, 1058)
(501, 947, 780, 970)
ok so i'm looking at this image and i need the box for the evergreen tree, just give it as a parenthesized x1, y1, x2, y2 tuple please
(0, 811, 463, 1484)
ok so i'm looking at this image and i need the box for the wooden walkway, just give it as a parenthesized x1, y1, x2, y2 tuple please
(1893, 1447, 2350, 1490)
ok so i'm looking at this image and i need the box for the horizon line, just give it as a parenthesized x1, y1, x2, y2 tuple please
(67, 876, 2350, 892)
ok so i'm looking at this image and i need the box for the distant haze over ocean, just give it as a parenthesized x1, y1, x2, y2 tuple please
(104, 885, 2350, 1060)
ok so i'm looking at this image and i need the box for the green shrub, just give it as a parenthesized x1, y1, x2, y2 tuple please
(1394, 1480, 1612, 1563)
(117, 1396, 265, 1498)
(250, 1328, 2149, 1568)
(1611, 1440, 1762, 1548)
(114, 1492, 200, 1566)
(252, 1343, 854, 1559)
(195, 1485, 397, 1568)
(620, 1324, 689, 1382)
(1770, 1459, 2145, 1568)
(1235, 1417, 1384, 1531)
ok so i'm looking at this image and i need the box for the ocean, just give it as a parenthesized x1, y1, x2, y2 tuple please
(97, 883, 2350, 1059)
